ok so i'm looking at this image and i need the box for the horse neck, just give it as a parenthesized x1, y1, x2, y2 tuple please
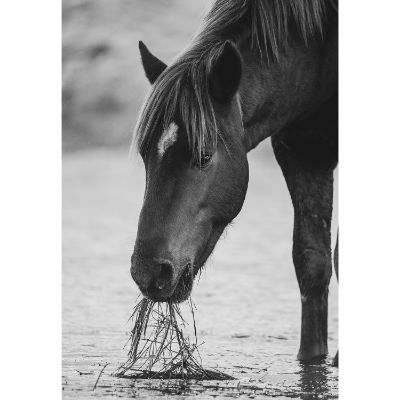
(237, 27, 338, 152)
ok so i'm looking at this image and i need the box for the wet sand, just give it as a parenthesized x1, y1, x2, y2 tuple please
(62, 142, 338, 399)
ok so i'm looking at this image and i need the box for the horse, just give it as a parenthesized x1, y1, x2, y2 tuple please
(130, 0, 338, 365)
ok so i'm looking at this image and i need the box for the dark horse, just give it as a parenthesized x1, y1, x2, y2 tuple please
(130, 0, 338, 364)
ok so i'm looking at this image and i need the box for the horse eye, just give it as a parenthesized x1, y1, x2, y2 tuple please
(195, 153, 212, 169)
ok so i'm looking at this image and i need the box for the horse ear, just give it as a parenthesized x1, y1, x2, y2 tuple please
(139, 41, 167, 84)
(209, 41, 242, 104)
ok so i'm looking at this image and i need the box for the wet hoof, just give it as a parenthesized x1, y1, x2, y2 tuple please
(297, 345, 328, 364)
(332, 351, 338, 367)
(298, 354, 327, 365)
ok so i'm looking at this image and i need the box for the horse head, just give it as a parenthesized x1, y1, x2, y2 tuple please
(130, 41, 249, 302)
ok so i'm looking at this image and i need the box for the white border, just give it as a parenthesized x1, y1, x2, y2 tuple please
(340, 1, 400, 399)
(1, 0, 400, 399)
(0, 1, 61, 398)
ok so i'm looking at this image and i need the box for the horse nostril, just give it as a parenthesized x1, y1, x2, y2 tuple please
(154, 262, 173, 290)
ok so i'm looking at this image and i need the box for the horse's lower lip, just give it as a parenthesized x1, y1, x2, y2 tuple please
(143, 291, 170, 302)
(140, 284, 172, 301)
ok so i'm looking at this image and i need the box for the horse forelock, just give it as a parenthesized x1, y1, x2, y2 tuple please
(135, 50, 223, 163)
(134, 0, 337, 161)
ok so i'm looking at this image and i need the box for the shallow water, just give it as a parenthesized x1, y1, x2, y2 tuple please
(62, 142, 338, 399)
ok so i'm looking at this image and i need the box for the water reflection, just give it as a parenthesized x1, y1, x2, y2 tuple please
(298, 359, 333, 400)
(110, 359, 338, 399)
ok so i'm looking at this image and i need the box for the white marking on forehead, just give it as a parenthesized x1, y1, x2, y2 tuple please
(157, 122, 178, 158)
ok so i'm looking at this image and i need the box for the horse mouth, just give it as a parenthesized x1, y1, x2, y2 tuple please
(170, 264, 193, 303)
(139, 263, 194, 303)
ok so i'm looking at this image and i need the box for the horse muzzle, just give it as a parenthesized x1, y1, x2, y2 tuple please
(130, 253, 193, 303)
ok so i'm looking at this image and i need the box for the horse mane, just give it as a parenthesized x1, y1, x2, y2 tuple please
(136, 0, 338, 161)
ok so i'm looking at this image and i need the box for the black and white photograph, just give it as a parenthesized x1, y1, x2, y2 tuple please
(62, 0, 338, 398)
(3, 1, 400, 400)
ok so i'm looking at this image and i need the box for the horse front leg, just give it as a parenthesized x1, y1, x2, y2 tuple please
(292, 174, 333, 361)
(272, 133, 335, 362)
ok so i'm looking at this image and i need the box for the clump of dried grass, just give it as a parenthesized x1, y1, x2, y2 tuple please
(116, 297, 233, 380)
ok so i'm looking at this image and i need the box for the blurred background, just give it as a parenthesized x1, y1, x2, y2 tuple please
(63, 1, 338, 398)
(63, 0, 210, 152)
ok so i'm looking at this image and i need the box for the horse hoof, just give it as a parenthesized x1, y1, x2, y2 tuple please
(297, 345, 328, 363)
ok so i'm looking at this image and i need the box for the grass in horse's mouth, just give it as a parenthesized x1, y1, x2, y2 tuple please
(116, 297, 233, 380)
